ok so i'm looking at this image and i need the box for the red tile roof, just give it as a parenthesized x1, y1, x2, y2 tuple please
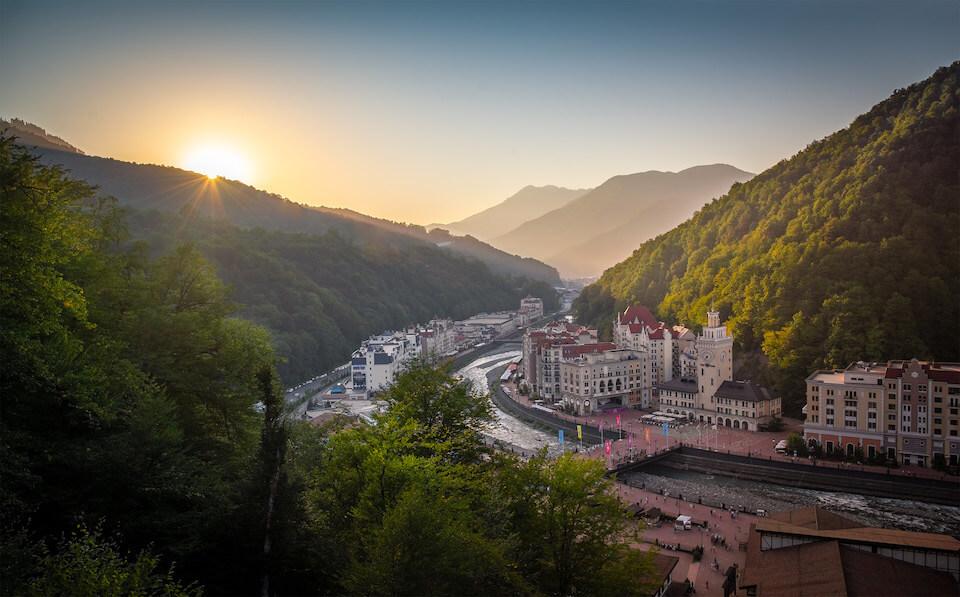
(620, 304, 658, 328)
(561, 342, 616, 359)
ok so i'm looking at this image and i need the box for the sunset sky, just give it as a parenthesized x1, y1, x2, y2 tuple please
(2, 1, 956, 224)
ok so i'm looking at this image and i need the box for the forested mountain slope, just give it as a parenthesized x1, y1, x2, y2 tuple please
(575, 62, 960, 413)
(127, 209, 556, 382)
(26, 144, 560, 284)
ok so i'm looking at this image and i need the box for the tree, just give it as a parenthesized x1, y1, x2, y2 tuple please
(494, 452, 658, 596)
(26, 525, 200, 597)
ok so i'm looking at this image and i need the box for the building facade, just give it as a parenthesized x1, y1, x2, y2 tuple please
(351, 331, 420, 395)
(804, 359, 960, 467)
(613, 305, 674, 393)
(419, 318, 456, 361)
(559, 348, 646, 415)
(655, 310, 781, 431)
(518, 296, 544, 326)
(521, 321, 599, 401)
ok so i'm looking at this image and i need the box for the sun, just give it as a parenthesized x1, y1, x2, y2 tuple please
(183, 144, 253, 183)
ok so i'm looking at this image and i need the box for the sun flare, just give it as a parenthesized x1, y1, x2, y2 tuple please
(183, 144, 253, 183)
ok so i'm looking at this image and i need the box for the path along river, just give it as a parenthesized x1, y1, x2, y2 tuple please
(459, 347, 960, 537)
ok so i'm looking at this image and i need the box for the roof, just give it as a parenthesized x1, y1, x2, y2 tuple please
(768, 506, 862, 531)
(884, 359, 960, 383)
(620, 304, 658, 328)
(741, 533, 959, 597)
(657, 379, 698, 394)
(650, 553, 679, 581)
(743, 507, 960, 596)
(561, 342, 616, 359)
(714, 380, 775, 403)
(840, 544, 959, 597)
(754, 518, 960, 552)
(741, 537, 847, 596)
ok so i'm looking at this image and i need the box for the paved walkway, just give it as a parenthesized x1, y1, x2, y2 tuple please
(619, 483, 751, 597)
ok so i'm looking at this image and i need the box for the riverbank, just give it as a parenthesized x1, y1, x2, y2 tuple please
(622, 446, 960, 506)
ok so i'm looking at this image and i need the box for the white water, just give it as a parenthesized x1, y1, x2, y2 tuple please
(457, 349, 564, 456)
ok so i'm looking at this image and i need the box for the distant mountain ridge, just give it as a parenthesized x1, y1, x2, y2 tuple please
(25, 143, 560, 284)
(434, 184, 589, 241)
(491, 164, 754, 277)
(1, 118, 84, 154)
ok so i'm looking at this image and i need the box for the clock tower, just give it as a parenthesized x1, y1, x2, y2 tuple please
(695, 310, 734, 409)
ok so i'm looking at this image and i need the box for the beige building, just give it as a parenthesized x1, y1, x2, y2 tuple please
(656, 310, 781, 430)
(521, 321, 599, 401)
(560, 348, 646, 415)
(804, 359, 960, 467)
(613, 305, 673, 396)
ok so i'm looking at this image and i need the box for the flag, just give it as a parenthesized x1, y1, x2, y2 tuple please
(662, 422, 669, 437)
(577, 425, 582, 440)
(599, 421, 604, 434)
(605, 440, 611, 455)
(558, 429, 564, 445)
(644, 427, 650, 443)
(616, 413, 621, 426)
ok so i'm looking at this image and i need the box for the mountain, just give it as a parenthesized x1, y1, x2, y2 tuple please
(26, 144, 560, 285)
(491, 164, 753, 277)
(9, 132, 561, 382)
(435, 185, 589, 241)
(1, 117, 84, 153)
(124, 209, 556, 383)
(575, 62, 960, 414)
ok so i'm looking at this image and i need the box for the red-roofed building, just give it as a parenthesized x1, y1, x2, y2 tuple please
(521, 321, 599, 401)
(614, 305, 675, 405)
(804, 358, 960, 468)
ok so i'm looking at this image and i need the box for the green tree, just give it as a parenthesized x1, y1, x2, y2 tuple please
(27, 525, 200, 597)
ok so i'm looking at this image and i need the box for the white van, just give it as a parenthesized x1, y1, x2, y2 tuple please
(775, 440, 788, 454)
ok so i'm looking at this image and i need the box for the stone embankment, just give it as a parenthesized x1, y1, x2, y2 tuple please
(619, 446, 960, 506)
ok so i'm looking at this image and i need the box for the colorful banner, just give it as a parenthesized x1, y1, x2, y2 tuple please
(605, 440, 611, 455)
(558, 429, 564, 445)
(662, 422, 669, 437)
(576, 424, 582, 440)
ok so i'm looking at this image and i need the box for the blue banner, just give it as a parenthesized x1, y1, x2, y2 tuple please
(662, 422, 669, 437)
(558, 429, 564, 445)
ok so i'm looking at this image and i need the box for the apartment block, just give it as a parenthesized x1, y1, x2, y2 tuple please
(803, 359, 960, 467)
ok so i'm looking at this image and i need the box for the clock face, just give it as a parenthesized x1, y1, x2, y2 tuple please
(911, 371, 919, 378)
(703, 352, 711, 361)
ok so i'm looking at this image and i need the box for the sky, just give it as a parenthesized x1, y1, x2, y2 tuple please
(1, 1, 957, 224)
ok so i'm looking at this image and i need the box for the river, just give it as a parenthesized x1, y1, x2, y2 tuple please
(621, 463, 960, 537)
(457, 348, 564, 456)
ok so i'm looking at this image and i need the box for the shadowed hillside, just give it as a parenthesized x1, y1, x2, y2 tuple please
(28, 145, 561, 284)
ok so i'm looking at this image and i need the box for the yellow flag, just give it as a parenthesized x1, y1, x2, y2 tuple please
(577, 425, 582, 440)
